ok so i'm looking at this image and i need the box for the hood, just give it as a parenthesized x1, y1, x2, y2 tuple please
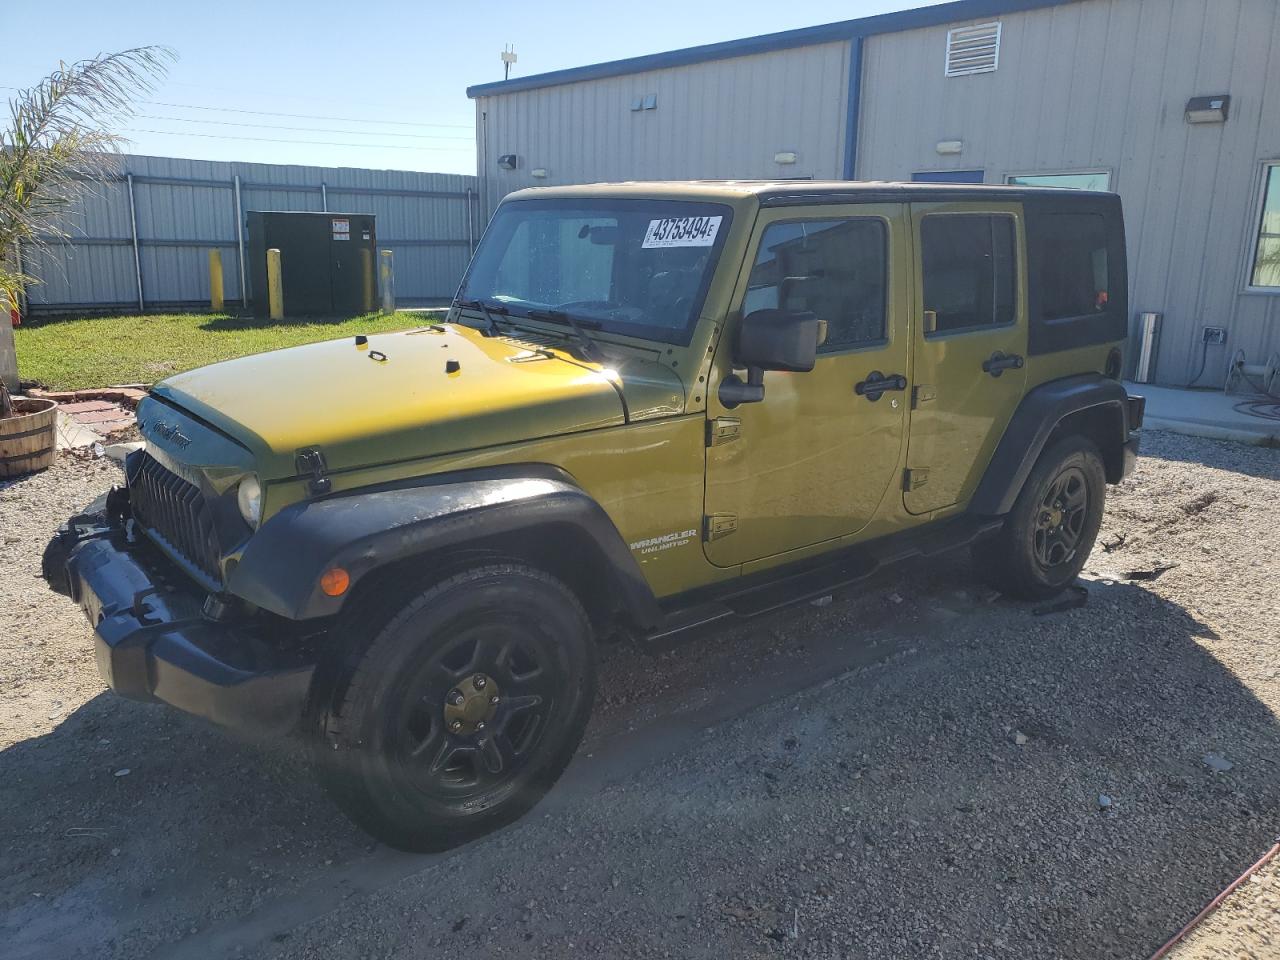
(150, 323, 686, 480)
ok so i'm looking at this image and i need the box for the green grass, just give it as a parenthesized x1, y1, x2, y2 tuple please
(15, 310, 442, 391)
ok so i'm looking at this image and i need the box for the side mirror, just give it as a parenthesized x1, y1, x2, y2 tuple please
(719, 309, 824, 408)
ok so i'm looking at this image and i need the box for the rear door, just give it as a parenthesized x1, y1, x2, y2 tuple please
(703, 203, 910, 566)
(904, 202, 1027, 515)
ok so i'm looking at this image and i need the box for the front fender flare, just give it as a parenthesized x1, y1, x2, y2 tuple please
(227, 471, 660, 625)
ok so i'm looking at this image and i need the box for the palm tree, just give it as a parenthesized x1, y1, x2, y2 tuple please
(1255, 245, 1280, 288)
(0, 47, 174, 414)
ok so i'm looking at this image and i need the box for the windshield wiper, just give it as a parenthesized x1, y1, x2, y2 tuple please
(453, 297, 509, 337)
(526, 308, 607, 363)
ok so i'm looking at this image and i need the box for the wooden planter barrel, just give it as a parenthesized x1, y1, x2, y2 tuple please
(0, 397, 59, 478)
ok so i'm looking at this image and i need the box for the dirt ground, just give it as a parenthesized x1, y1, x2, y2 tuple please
(1, 430, 1278, 960)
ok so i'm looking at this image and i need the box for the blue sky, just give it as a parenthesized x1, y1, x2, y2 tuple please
(6, 0, 949, 176)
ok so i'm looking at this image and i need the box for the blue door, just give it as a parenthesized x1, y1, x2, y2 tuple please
(911, 170, 985, 183)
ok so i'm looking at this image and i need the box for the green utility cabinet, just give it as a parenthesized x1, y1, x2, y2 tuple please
(247, 211, 377, 318)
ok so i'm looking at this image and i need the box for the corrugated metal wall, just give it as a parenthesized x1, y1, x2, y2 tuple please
(857, 0, 1280, 387)
(473, 41, 852, 217)
(19, 154, 479, 313)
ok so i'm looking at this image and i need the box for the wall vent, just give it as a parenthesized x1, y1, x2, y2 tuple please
(945, 21, 1001, 77)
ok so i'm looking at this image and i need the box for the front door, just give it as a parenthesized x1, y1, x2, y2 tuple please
(904, 202, 1028, 515)
(703, 204, 910, 567)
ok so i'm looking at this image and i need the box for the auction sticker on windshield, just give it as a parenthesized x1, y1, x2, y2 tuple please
(642, 216, 723, 249)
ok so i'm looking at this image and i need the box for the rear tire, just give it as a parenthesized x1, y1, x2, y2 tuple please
(975, 435, 1106, 601)
(313, 563, 595, 852)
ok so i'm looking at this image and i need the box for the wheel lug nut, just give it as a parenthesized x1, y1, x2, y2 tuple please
(476, 721, 486, 731)
(490, 695, 500, 705)
(448, 690, 464, 705)
(474, 675, 487, 689)
(449, 720, 463, 733)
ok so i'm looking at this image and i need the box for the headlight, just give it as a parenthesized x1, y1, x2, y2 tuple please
(237, 474, 263, 528)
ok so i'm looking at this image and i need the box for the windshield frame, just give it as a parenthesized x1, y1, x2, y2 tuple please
(456, 197, 735, 347)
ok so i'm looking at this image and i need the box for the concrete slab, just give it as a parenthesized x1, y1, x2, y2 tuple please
(1127, 381, 1280, 446)
(54, 411, 103, 451)
(104, 441, 144, 462)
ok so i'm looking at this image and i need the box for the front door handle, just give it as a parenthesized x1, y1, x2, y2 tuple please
(982, 351, 1024, 377)
(855, 371, 908, 401)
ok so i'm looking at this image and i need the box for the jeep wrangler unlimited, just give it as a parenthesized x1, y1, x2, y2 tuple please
(45, 181, 1143, 851)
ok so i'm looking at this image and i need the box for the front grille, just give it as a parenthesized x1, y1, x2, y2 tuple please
(129, 453, 222, 583)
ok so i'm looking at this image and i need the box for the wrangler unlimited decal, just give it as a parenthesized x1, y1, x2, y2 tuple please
(630, 528, 699, 555)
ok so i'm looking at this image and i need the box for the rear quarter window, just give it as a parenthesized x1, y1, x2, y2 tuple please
(1023, 196, 1128, 356)
(1037, 213, 1110, 321)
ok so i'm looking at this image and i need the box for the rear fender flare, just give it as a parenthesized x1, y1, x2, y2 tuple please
(227, 467, 660, 627)
(970, 374, 1131, 517)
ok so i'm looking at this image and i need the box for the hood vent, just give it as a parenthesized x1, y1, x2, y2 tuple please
(501, 333, 562, 361)
(945, 21, 1001, 77)
(501, 333, 559, 349)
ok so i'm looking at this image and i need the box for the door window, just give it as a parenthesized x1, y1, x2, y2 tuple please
(920, 214, 1016, 335)
(744, 218, 887, 351)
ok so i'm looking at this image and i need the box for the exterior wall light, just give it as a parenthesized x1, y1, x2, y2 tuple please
(531, 168, 549, 179)
(497, 154, 518, 170)
(1185, 95, 1229, 124)
(936, 140, 964, 155)
(774, 152, 799, 165)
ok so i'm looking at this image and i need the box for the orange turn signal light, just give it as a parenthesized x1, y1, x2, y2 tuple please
(319, 567, 351, 597)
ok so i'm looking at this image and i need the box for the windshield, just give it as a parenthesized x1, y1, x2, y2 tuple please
(458, 198, 733, 345)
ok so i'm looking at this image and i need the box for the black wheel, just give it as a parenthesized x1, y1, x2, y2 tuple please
(313, 564, 595, 852)
(975, 436, 1107, 601)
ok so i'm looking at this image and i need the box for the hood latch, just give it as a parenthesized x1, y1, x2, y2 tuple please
(295, 446, 332, 496)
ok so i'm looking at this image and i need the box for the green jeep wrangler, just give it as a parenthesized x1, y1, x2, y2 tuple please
(45, 181, 1143, 851)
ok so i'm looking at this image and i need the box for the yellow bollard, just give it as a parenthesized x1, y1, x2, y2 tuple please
(208, 249, 224, 312)
(361, 248, 374, 313)
(266, 248, 284, 320)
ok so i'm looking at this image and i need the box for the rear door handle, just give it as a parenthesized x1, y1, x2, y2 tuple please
(855, 371, 908, 401)
(982, 351, 1024, 377)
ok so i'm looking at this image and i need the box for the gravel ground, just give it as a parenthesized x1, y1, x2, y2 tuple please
(1, 430, 1278, 960)
(1166, 855, 1280, 959)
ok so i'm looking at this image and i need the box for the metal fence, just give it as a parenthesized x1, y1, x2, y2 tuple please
(15, 154, 480, 315)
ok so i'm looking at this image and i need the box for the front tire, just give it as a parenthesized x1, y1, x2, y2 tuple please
(975, 436, 1107, 601)
(313, 564, 596, 852)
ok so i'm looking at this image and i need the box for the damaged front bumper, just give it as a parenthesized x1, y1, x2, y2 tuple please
(49, 497, 314, 737)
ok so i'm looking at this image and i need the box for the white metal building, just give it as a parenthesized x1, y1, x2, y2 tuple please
(468, 0, 1280, 388)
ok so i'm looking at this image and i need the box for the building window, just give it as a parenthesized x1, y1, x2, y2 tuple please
(1250, 163, 1280, 289)
(913, 170, 985, 184)
(945, 21, 1001, 77)
(920, 214, 1016, 335)
(745, 218, 887, 351)
(1006, 171, 1112, 192)
(1035, 213, 1110, 320)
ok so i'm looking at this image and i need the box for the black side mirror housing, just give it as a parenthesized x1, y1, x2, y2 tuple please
(719, 309, 823, 408)
(737, 309, 821, 372)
